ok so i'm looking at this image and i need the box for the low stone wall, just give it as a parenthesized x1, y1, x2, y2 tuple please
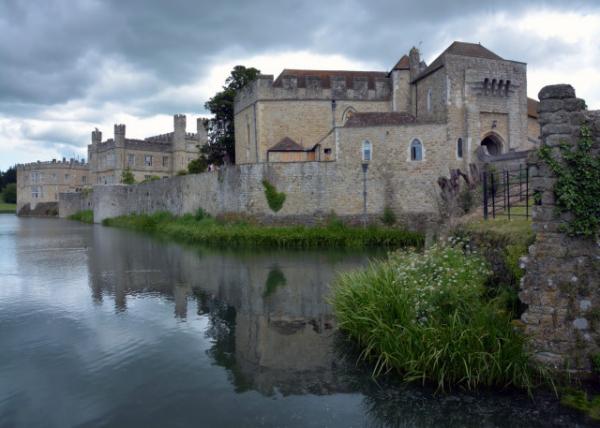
(58, 191, 93, 218)
(17, 202, 59, 217)
(63, 161, 440, 229)
(519, 84, 600, 372)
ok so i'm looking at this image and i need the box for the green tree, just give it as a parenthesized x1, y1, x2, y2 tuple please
(0, 166, 16, 191)
(188, 156, 208, 174)
(121, 167, 135, 185)
(202, 65, 260, 165)
(2, 183, 16, 204)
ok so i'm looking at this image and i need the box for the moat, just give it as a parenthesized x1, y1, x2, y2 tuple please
(0, 215, 592, 427)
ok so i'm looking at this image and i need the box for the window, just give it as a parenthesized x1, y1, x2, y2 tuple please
(31, 186, 41, 198)
(31, 171, 42, 183)
(144, 155, 153, 166)
(144, 175, 151, 180)
(362, 141, 372, 162)
(162, 156, 169, 167)
(427, 89, 432, 113)
(324, 148, 332, 155)
(82, 176, 87, 184)
(410, 139, 423, 161)
(457, 138, 463, 159)
(128, 154, 135, 166)
(65, 173, 70, 181)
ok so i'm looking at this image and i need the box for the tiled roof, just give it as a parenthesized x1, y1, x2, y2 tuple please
(413, 41, 504, 83)
(391, 55, 410, 71)
(527, 98, 539, 118)
(273, 69, 388, 90)
(268, 137, 305, 152)
(344, 112, 417, 128)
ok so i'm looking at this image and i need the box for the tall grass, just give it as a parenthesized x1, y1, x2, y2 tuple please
(68, 210, 94, 224)
(102, 211, 423, 249)
(330, 239, 548, 392)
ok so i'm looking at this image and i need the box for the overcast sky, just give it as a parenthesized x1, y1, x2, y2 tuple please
(1, 0, 600, 170)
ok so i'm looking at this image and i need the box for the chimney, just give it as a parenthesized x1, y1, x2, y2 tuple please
(409, 47, 421, 81)
(114, 124, 126, 147)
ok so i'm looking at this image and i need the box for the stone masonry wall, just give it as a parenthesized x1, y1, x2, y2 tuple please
(520, 84, 600, 372)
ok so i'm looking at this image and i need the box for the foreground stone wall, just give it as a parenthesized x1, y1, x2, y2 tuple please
(520, 84, 600, 372)
(70, 160, 443, 229)
(59, 191, 93, 218)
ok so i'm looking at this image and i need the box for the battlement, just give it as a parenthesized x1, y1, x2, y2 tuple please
(17, 158, 88, 170)
(234, 72, 392, 114)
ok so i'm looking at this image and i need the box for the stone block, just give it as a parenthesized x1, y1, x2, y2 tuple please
(538, 84, 575, 100)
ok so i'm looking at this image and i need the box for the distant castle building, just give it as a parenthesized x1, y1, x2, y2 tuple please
(16, 158, 89, 214)
(234, 41, 540, 167)
(88, 114, 207, 184)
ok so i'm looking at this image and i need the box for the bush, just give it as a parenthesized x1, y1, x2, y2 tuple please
(2, 183, 16, 204)
(330, 239, 546, 391)
(68, 210, 93, 224)
(121, 167, 135, 185)
(380, 206, 397, 226)
(194, 208, 210, 221)
(262, 180, 286, 212)
(188, 157, 208, 174)
(141, 175, 161, 183)
(176, 170, 188, 176)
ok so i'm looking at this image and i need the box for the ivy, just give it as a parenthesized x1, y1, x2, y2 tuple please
(538, 126, 600, 237)
(262, 180, 286, 213)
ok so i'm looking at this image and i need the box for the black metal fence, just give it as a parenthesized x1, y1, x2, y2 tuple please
(482, 164, 530, 220)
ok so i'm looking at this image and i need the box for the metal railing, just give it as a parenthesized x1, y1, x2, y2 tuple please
(482, 164, 530, 220)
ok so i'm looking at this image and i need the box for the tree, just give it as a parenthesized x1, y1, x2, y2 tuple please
(0, 166, 16, 192)
(2, 183, 16, 204)
(202, 65, 260, 165)
(188, 157, 208, 174)
(121, 167, 135, 185)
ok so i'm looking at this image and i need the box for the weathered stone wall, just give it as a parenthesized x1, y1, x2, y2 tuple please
(520, 84, 600, 372)
(58, 191, 93, 218)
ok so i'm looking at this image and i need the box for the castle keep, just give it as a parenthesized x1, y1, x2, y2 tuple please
(88, 114, 206, 184)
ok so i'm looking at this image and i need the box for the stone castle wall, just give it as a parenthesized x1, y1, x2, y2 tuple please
(520, 84, 600, 372)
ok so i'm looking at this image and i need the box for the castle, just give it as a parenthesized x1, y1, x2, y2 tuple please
(234, 40, 539, 166)
(16, 114, 205, 214)
(88, 114, 206, 185)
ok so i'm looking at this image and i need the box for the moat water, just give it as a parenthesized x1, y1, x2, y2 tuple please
(0, 215, 594, 427)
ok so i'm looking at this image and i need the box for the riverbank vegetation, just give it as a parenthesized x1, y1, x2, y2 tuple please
(101, 210, 424, 249)
(68, 210, 94, 224)
(330, 239, 547, 392)
(0, 187, 16, 214)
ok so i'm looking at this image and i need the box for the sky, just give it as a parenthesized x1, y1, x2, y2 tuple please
(1, 0, 600, 170)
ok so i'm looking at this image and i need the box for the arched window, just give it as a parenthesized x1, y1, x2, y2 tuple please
(362, 140, 372, 162)
(457, 138, 463, 159)
(427, 89, 432, 112)
(410, 139, 423, 161)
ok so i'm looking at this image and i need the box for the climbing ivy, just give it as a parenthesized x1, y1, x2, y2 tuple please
(262, 180, 286, 213)
(538, 126, 600, 237)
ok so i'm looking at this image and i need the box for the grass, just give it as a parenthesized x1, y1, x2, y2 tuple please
(330, 240, 549, 392)
(0, 202, 16, 214)
(68, 210, 94, 224)
(101, 211, 424, 250)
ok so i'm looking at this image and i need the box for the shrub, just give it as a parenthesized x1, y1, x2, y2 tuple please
(262, 180, 286, 212)
(176, 170, 188, 176)
(330, 239, 547, 391)
(194, 208, 211, 221)
(121, 167, 135, 185)
(141, 175, 161, 183)
(2, 183, 16, 204)
(188, 157, 208, 174)
(68, 210, 93, 224)
(380, 206, 397, 226)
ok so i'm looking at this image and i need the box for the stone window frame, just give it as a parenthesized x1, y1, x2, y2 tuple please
(408, 138, 424, 162)
(144, 155, 153, 167)
(362, 140, 372, 162)
(31, 185, 41, 199)
(426, 89, 432, 113)
(128, 153, 135, 167)
(162, 156, 169, 168)
(457, 138, 463, 159)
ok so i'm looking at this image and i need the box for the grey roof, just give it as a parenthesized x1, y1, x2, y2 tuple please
(268, 137, 306, 152)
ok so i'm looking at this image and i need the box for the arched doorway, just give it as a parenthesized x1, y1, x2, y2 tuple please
(481, 134, 503, 156)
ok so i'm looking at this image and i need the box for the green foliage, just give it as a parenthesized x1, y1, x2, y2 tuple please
(262, 180, 286, 213)
(592, 354, 600, 374)
(538, 126, 600, 237)
(263, 267, 287, 297)
(68, 210, 93, 224)
(195, 208, 210, 221)
(176, 170, 188, 176)
(458, 187, 476, 213)
(2, 183, 16, 204)
(203, 65, 260, 165)
(121, 167, 135, 185)
(141, 175, 161, 183)
(0, 166, 16, 192)
(188, 156, 208, 174)
(330, 240, 548, 392)
(102, 212, 424, 250)
(561, 388, 600, 420)
(380, 206, 397, 226)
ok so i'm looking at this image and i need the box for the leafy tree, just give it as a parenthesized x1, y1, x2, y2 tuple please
(202, 65, 260, 165)
(2, 183, 16, 204)
(188, 156, 208, 174)
(121, 167, 135, 185)
(0, 166, 16, 191)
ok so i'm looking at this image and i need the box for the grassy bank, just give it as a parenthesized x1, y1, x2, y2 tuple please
(0, 202, 16, 214)
(68, 210, 94, 224)
(102, 211, 424, 249)
(330, 240, 547, 392)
